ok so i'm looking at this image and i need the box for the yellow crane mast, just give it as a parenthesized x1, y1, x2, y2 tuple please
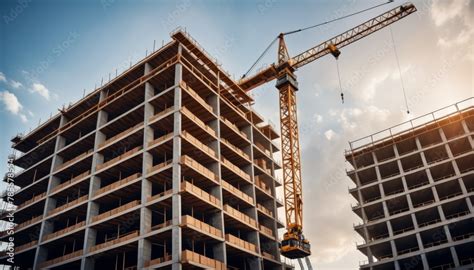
(238, 2, 417, 262)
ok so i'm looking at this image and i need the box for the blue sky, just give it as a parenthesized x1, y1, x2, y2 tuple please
(0, 0, 473, 269)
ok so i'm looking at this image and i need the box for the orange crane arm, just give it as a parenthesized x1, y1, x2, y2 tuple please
(238, 2, 417, 91)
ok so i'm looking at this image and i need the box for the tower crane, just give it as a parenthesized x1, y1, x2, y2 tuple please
(238, 2, 417, 266)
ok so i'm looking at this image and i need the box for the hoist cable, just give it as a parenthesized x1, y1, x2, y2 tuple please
(282, 0, 394, 36)
(242, 0, 395, 79)
(336, 59, 344, 104)
(389, 26, 410, 114)
(242, 37, 278, 78)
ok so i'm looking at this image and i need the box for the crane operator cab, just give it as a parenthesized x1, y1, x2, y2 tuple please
(281, 224, 311, 259)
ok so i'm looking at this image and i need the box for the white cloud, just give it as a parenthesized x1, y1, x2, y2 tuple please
(19, 113, 27, 123)
(431, 0, 473, 50)
(31, 83, 50, 100)
(314, 114, 323, 123)
(324, 129, 336, 140)
(0, 91, 23, 114)
(10, 80, 22, 89)
(430, 0, 469, 26)
(0, 72, 6, 82)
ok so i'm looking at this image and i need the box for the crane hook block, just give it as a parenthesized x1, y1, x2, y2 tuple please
(328, 43, 341, 59)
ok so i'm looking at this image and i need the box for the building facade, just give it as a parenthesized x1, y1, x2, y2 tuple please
(346, 98, 474, 270)
(1, 29, 293, 270)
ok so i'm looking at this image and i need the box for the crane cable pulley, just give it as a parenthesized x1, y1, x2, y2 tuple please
(242, 0, 395, 78)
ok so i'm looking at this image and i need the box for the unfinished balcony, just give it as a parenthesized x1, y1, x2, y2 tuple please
(375, 145, 396, 163)
(98, 121, 144, 154)
(42, 219, 86, 243)
(430, 161, 456, 182)
(223, 204, 257, 230)
(418, 128, 443, 148)
(448, 136, 472, 157)
(365, 222, 389, 242)
(91, 194, 141, 226)
(420, 225, 448, 249)
(181, 155, 220, 185)
(255, 175, 274, 199)
(15, 191, 46, 214)
(352, 151, 375, 169)
(50, 170, 90, 196)
(462, 172, 474, 192)
(220, 115, 250, 148)
(455, 153, 474, 174)
(382, 177, 404, 197)
(38, 235, 84, 269)
(94, 173, 142, 200)
(391, 214, 414, 236)
(12, 115, 61, 153)
(182, 106, 217, 139)
(101, 85, 145, 125)
(181, 215, 223, 240)
(254, 157, 273, 178)
(47, 194, 88, 219)
(400, 153, 424, 173)
(225, 233, 258, 256)
(449, 218, 474, 243)
(395, 234, 419, 255)
(456, 242, 474, 267)
(415, 207, 441, 228)
(441, 119, 466, 140)
(221, 155, 251, 184)
(147, 197, 172, 233)
(405, 169, 430, 190)
(442, 198, 470, 220)
(426, 247, 456, 270)
(221, 179, 254, 207)
(379, 160, 400, 180)
(363, 202, 385, 223)
(90, 228, 139, 255)
(386, 195, 409, 216)
(13, 138, 55, 170)
(181, 81, 216, 121)
(365, 240, 393, 263)
(410, 187, 435, 209)
(144, 232, 172, 268)
(357, 166, 378, 186)
(436, 179, 463, 201)
(181, 249, 225, 270)
(93, 248, 138, 270)
(396, 137, 418, 156)
(60, 112, 98, 148)
(96, 145, 143, 175)
(14, 156, 52, 188)
(181, 180, 221, 211)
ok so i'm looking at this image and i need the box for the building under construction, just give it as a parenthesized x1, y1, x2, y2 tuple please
(346, 98, 474, 270)
(1, 29, 293, 270)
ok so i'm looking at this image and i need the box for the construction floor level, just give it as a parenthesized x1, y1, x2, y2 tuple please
(1, 29, 294, 270)
(346, 98, 474, 270)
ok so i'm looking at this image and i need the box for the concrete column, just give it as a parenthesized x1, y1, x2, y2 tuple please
(81, 90, 108, 270)
(208, 92, 227, 265)
(33, 114, 68, 269)
(420, 253, 430, 270)
(460, 119, 474, 148)
(450, 246, 461, 267)
(394, 260, 401, 270)
(247, 124, 262, 270)
(138, 62, 155, 268)
(172, 46, 183, 270)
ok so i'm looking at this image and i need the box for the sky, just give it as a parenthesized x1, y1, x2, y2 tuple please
(0, 0, 473, 269)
